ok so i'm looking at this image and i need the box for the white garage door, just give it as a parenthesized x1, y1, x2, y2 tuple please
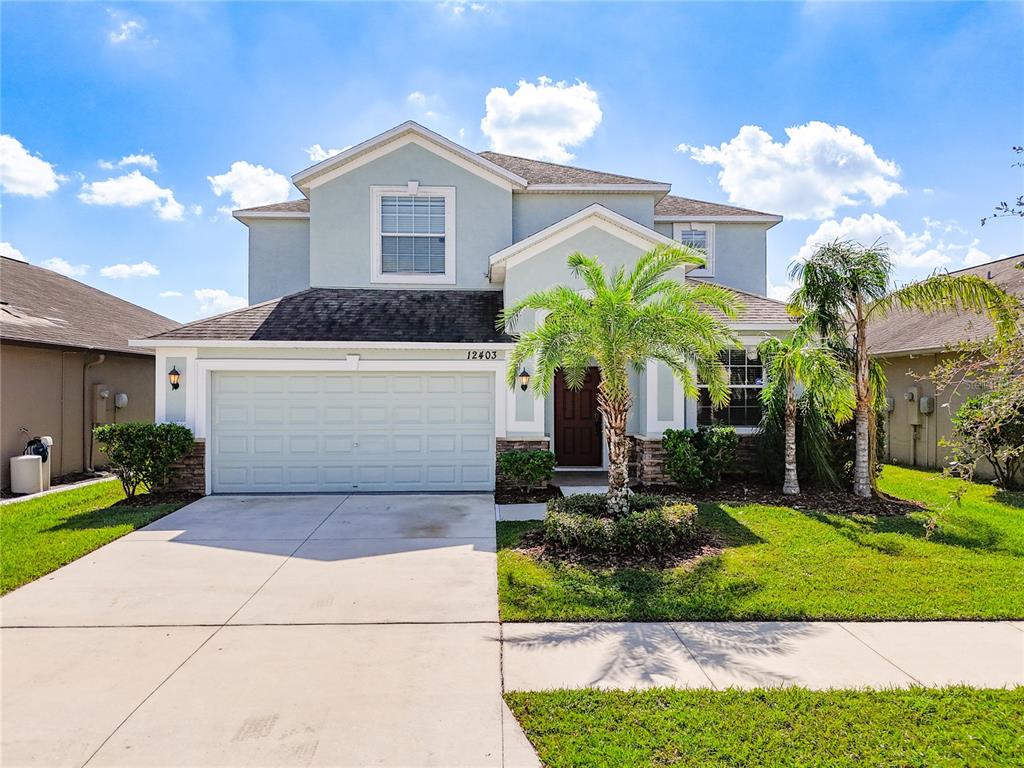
(210, 371, 495, 493)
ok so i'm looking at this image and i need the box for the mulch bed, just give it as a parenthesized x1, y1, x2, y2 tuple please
(634, 483, 924, 517)
(509, 526, 724, 570)
(113, 491, 203, 507)
(495, 485, 563, 505)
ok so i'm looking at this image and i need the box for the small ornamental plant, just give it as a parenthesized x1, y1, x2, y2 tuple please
(93, 422, 195, 499)
(497, 449, 556, 491)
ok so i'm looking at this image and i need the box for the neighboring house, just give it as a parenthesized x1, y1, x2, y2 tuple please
(0, 256, 178, 488)
(869, 254, 1023, 471)
(136, 121, 793, 494)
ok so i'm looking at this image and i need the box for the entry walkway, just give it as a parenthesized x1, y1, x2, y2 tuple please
(502, 621, 1024, 690)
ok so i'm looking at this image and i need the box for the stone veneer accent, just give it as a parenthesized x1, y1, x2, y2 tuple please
(162, 438, 206, 495)
(495, 437, 552, 491)
(629, 434, 762, 486)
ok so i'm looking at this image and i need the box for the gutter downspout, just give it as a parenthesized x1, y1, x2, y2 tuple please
(83, 354, 105, 471)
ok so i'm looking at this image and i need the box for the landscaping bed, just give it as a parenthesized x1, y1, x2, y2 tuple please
(497, 465, 1024, 621)
(494, 485, 562, 505)
(0, 478, 194, 594)
(505, 687, 1024, 768)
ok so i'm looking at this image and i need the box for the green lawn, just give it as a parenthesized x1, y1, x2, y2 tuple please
(1, 479, 188, 594)
(506, 687, 1024, 768)
(498, 466, 1024, 621)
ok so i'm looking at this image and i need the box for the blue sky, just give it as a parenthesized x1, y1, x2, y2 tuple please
(2, 1, 1021, 321)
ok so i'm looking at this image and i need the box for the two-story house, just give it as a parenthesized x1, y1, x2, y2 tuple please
(137, 121, 793, 494)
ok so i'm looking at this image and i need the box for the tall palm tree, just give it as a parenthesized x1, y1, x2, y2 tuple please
(789, 239, 1016, 498)
(500, 245, 740, 515)
(759, 325, 856, 495)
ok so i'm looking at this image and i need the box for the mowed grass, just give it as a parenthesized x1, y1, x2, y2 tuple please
(1, 479, 187, 594)
(498, 466, 1024, 621)
(505, 687, 1024, 768)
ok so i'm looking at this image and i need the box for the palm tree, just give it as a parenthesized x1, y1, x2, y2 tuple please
(758, 325, 855, 495)
(500, 245, 741, 515)
(789, 239, 1015, 498)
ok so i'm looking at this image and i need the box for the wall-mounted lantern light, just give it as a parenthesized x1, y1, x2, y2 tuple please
(168, 366, 181, 390)
(518, 368, 530, 391)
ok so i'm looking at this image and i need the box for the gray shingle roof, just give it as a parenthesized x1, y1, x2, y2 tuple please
(234, 199, 310, 215)
(691, 279, 795, 324)
(868, 255, 1024, 356)
(147, 288, 513, 343)
(654, 194, 779, 219)
(477, 151, 667, 186)
(0, 256, 178, 355)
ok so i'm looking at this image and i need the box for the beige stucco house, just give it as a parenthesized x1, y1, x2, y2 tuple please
(0, 256, 178, 488)
(869, 254, 1023, 472)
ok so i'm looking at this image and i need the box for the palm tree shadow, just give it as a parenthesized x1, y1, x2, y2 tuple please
(697, 503, 763, 548)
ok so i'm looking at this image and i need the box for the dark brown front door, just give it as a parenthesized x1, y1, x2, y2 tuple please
(554, 367, 602, 467)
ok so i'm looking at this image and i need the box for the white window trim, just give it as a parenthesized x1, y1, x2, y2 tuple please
(672, 222, 715, 276)
(370, 184, 456, 285)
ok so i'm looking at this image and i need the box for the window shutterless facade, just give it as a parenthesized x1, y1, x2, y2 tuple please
(672, 222, 715, 276)
(697, 348, 764, 428)
(370, 185, 456, 284)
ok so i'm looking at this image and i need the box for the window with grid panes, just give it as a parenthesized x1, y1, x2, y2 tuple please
(379, 195, 447, 274)
(697, 348, 764, 427)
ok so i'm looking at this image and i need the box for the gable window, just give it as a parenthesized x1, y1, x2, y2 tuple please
(697, 348, 763, 428)
(371, 185, 456, 284)
(672, 222, 715, 276)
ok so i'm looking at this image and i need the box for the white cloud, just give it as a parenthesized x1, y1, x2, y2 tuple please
(100, 261, 160, 279)
(766, 276, 797, 303)
(439, 0, 489, 15)
(208, 161, 291, 210)
(963, 247, 999, 268)
(0, 242, 27, 262)
(109, 19, 143, 44)
(480, 76, 603, 163)
(107, 11, 154, 46)
(159, 290, 183, 298)
(78, 170, 185, 221)
(407, 91, 427, 106)
(194, 288, 247, 317)
(303, 144, 351, 163)
(0, 134, 66, 197)
(99, 153, 159, 172)
(42, 257, 89, 278)
(795, 214, 992, 271)
(189, 203, 203, 216)
(681, 122, 904, 220)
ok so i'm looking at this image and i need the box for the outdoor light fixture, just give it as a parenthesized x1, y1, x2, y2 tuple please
(168, 366, 181, 390)
(518, 368, 530, 391)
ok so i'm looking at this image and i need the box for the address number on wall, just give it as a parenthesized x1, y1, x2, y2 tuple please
(466, 350, 498, 360)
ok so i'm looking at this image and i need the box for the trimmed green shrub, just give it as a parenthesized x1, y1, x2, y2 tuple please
(662, 426, 739, 490)
(544, 494, 698, 556)
(93, 422, 195, 499)
(497, 449, 556, 491)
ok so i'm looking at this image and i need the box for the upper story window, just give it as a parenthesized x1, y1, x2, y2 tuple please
(371, 185, 456, 284)
(672, 222, 715, 276)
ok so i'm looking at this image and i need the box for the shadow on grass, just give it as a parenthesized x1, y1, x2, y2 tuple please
(697, 503, 764, 548)
(48, 502, 178, 532)
(994, 489, 1024, 509)
(803, 508, 1020, 557)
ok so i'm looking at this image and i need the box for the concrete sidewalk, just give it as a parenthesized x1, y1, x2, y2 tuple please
(502, 621, 1024, 690)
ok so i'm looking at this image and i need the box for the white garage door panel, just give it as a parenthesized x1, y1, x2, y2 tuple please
(210, 371, 495, 493)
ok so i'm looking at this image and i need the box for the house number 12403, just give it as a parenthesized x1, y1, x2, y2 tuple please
(466, 350, 497, 360)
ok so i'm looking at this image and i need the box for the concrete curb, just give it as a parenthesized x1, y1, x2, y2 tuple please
(1, 474, 115, 506)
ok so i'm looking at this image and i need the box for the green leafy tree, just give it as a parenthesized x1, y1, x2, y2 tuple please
(790, 239, 1015, 497)
(500, 245, 740, 515)
(93, 422, 195, 500)
(758, 326, 856, 495)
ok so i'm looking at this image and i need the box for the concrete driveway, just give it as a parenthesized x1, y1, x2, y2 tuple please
(1, 494, 534, 767)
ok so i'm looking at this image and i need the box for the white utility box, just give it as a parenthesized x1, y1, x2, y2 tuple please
(10, 455, 43, 495)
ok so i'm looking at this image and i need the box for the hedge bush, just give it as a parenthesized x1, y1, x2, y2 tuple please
(662, 426, 739, 491)
(497, 449, 556, 490)
(543, 493, 698, 556)
(93, 422, 195, 499)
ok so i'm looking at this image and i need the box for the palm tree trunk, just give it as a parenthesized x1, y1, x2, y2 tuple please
(598, 385, 632, 516)
(853, 310, 873, 498)
(783, 371, 800, 495)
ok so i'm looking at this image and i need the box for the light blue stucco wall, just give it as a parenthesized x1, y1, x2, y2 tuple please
(308, 142, 512, 290)
(512, 192, 657, 241)
(654, 221, 769, 296)
(504, 225, 662, 441)
(248, 219, 311, 304)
